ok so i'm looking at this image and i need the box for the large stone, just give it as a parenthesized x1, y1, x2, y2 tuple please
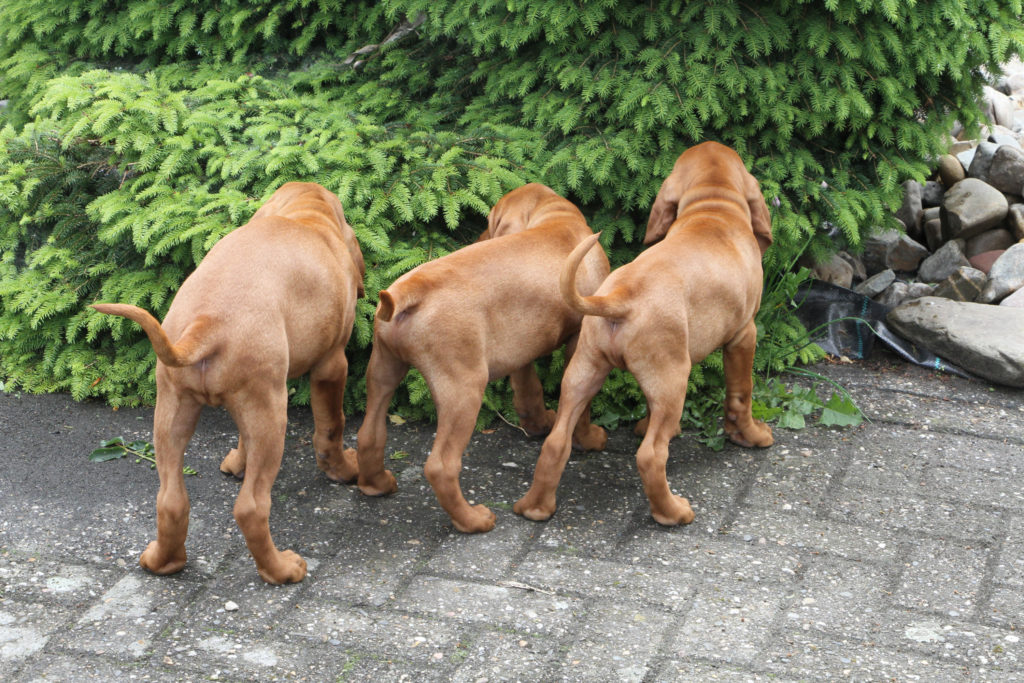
(983, 85, 1016, 129)
(1007, 204, 1024, 240)
(923, 218, 944, 252)
(1001, 286, 1024, 308)
(988, 125, 1023, 149)
(931, 266, 988, 302)
(937, 154, 966, 188)
(861, 229, 900, 275)
(896, 180, 923, 236)
(920, 206, 941, 224)
(940, 178, 1009, 241)
(886, 297, 1024, 387)
(985, 145, 1024, 195)
(967, 141, 999, 182)
(886, 234, 929, 272)
(854, 269, 895, 298)
(979, 242, 1024, 303)
(807, 252, 853, 289)
(918, 239, 970, 283)
(837, 251, 866, 282)
(965, 228, 1015, 257)
(922, 181, 945, 208)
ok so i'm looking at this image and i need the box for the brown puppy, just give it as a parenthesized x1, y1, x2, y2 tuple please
(514, 142, 775, 526)
(91, 182, 366, 584)
(354, 183, 610, 533)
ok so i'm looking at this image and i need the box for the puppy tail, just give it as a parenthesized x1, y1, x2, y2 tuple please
(560, 233, 629, 319)
(91, 303, 210, 367)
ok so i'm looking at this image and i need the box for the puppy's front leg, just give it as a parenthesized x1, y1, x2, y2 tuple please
(722, 319, 773, 448)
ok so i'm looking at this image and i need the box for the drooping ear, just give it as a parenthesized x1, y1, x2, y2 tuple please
(643, 175, 680, 245)
(745, 174, 773, 256)
(327, 189, 367, 297)
(484, 193, 529, 240)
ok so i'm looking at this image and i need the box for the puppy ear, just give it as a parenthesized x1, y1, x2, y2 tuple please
(644, 175, 679, 245)
(327, 189, 367, 297)
(485, 193, 528, 240)
(745, 175, 773, 256)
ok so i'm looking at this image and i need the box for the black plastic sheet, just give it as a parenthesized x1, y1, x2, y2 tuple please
(794, 279, 973, 379)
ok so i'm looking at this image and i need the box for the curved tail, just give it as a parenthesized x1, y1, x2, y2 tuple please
(560, 233, 629, 319)
(91, 303, 210, 367)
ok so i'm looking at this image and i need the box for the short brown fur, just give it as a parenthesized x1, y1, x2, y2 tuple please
(353, 183, 610, 533)
(514, 142, 775, 526)
(91, 182, 366, 584)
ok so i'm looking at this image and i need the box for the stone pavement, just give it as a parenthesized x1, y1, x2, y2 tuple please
(1, 351, 1023, 681)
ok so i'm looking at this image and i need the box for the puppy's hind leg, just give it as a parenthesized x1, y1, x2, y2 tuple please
(632, 361, 694, 526)
(510, 363, 556, 436)
(228, 386, 306, 584)
(515, 348, 611, 521)
(422, 370, 495, 533)
(219, 437, 246, 479)
(355, 343, 404, 497)
(310, 347, 358, 483)
(722, 319, 773, 448)
(140, 383, 201, 576)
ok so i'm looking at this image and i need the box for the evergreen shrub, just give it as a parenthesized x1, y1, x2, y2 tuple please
(1, 1, 1021, 432)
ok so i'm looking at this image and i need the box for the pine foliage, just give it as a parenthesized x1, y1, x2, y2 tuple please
(1, 1, 1022, 424)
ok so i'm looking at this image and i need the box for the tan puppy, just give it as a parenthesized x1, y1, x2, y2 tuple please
(91, 182, 366, 584)
(514, 142, 774, 526)
(354, 183, 610, 533)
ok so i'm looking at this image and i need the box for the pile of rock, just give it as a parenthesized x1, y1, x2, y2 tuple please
(809, 85, 1024, 387)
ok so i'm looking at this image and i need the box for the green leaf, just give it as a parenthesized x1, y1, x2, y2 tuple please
(88, 445, 126, 462)
(819, 393, 863, 428)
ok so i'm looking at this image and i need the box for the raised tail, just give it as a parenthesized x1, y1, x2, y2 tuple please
(560, 233, 630, 319)
(91, 303, 210, 367)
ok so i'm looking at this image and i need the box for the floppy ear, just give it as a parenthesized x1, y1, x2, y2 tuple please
(484, 192, 532, 240)
(327, 190, 367, 297)
(745, 174, 773, 257)
(644, 175, 680, 245)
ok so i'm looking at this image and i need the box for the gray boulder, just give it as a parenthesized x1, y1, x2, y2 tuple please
(931, 266, 988, 302)
(887, 297, 1024, 387)
(941, 178, 1009, 241)
(1008, 204, 1024, 241)
(1000, 287, 1024, 308)
(967, 141, 999, 182)
(922, 181, 946, 208)
(979, 243, 1024, 303)
(887, 234, 930, 272)
(896, 180, 923, 236)
(937, 154, 966, 188)
(985, 145, 1024, 195)
(837, 251, 867, 282)
(988, 125, 1023, 149)
(923, 218, 944, 252)
(807, 252, 854, 289)
(918, 239, 970, 282)
(983, 85, 1017, 129)
(854, 269, 895, 298)
(862, 229, 900, 275)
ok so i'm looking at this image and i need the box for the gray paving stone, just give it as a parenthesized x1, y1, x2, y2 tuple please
(450, 629, 560, 682)
(511, 551, 697, 612)
(895, 539, 989, 615)
(52, 573, 199, 660)
(551, 600, 676, 682)
(725, 507, 901, 563)
(17, 655, 185, 682)
(0, 602, 75, 667)
(789, 557, 897, 639)
(426, 521, 535, 581)
(400, 576, 582, 636)
(670, 583, 788, 666)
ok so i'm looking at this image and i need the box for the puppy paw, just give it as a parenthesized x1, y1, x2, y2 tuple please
(139, 541, 187, 576)
(451, 504, 496, 534)
(358, 469, 398, 497)
(513, 493, 556, 522)
(317, 447, 359, 483)
(572, 424, 607, 452)
(256, 549, 307, 585)
(219, 448, 246, 479)
(726, 418, 774, 448)
(520, 409, 557, 437)
(650, 494, 695, 526)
